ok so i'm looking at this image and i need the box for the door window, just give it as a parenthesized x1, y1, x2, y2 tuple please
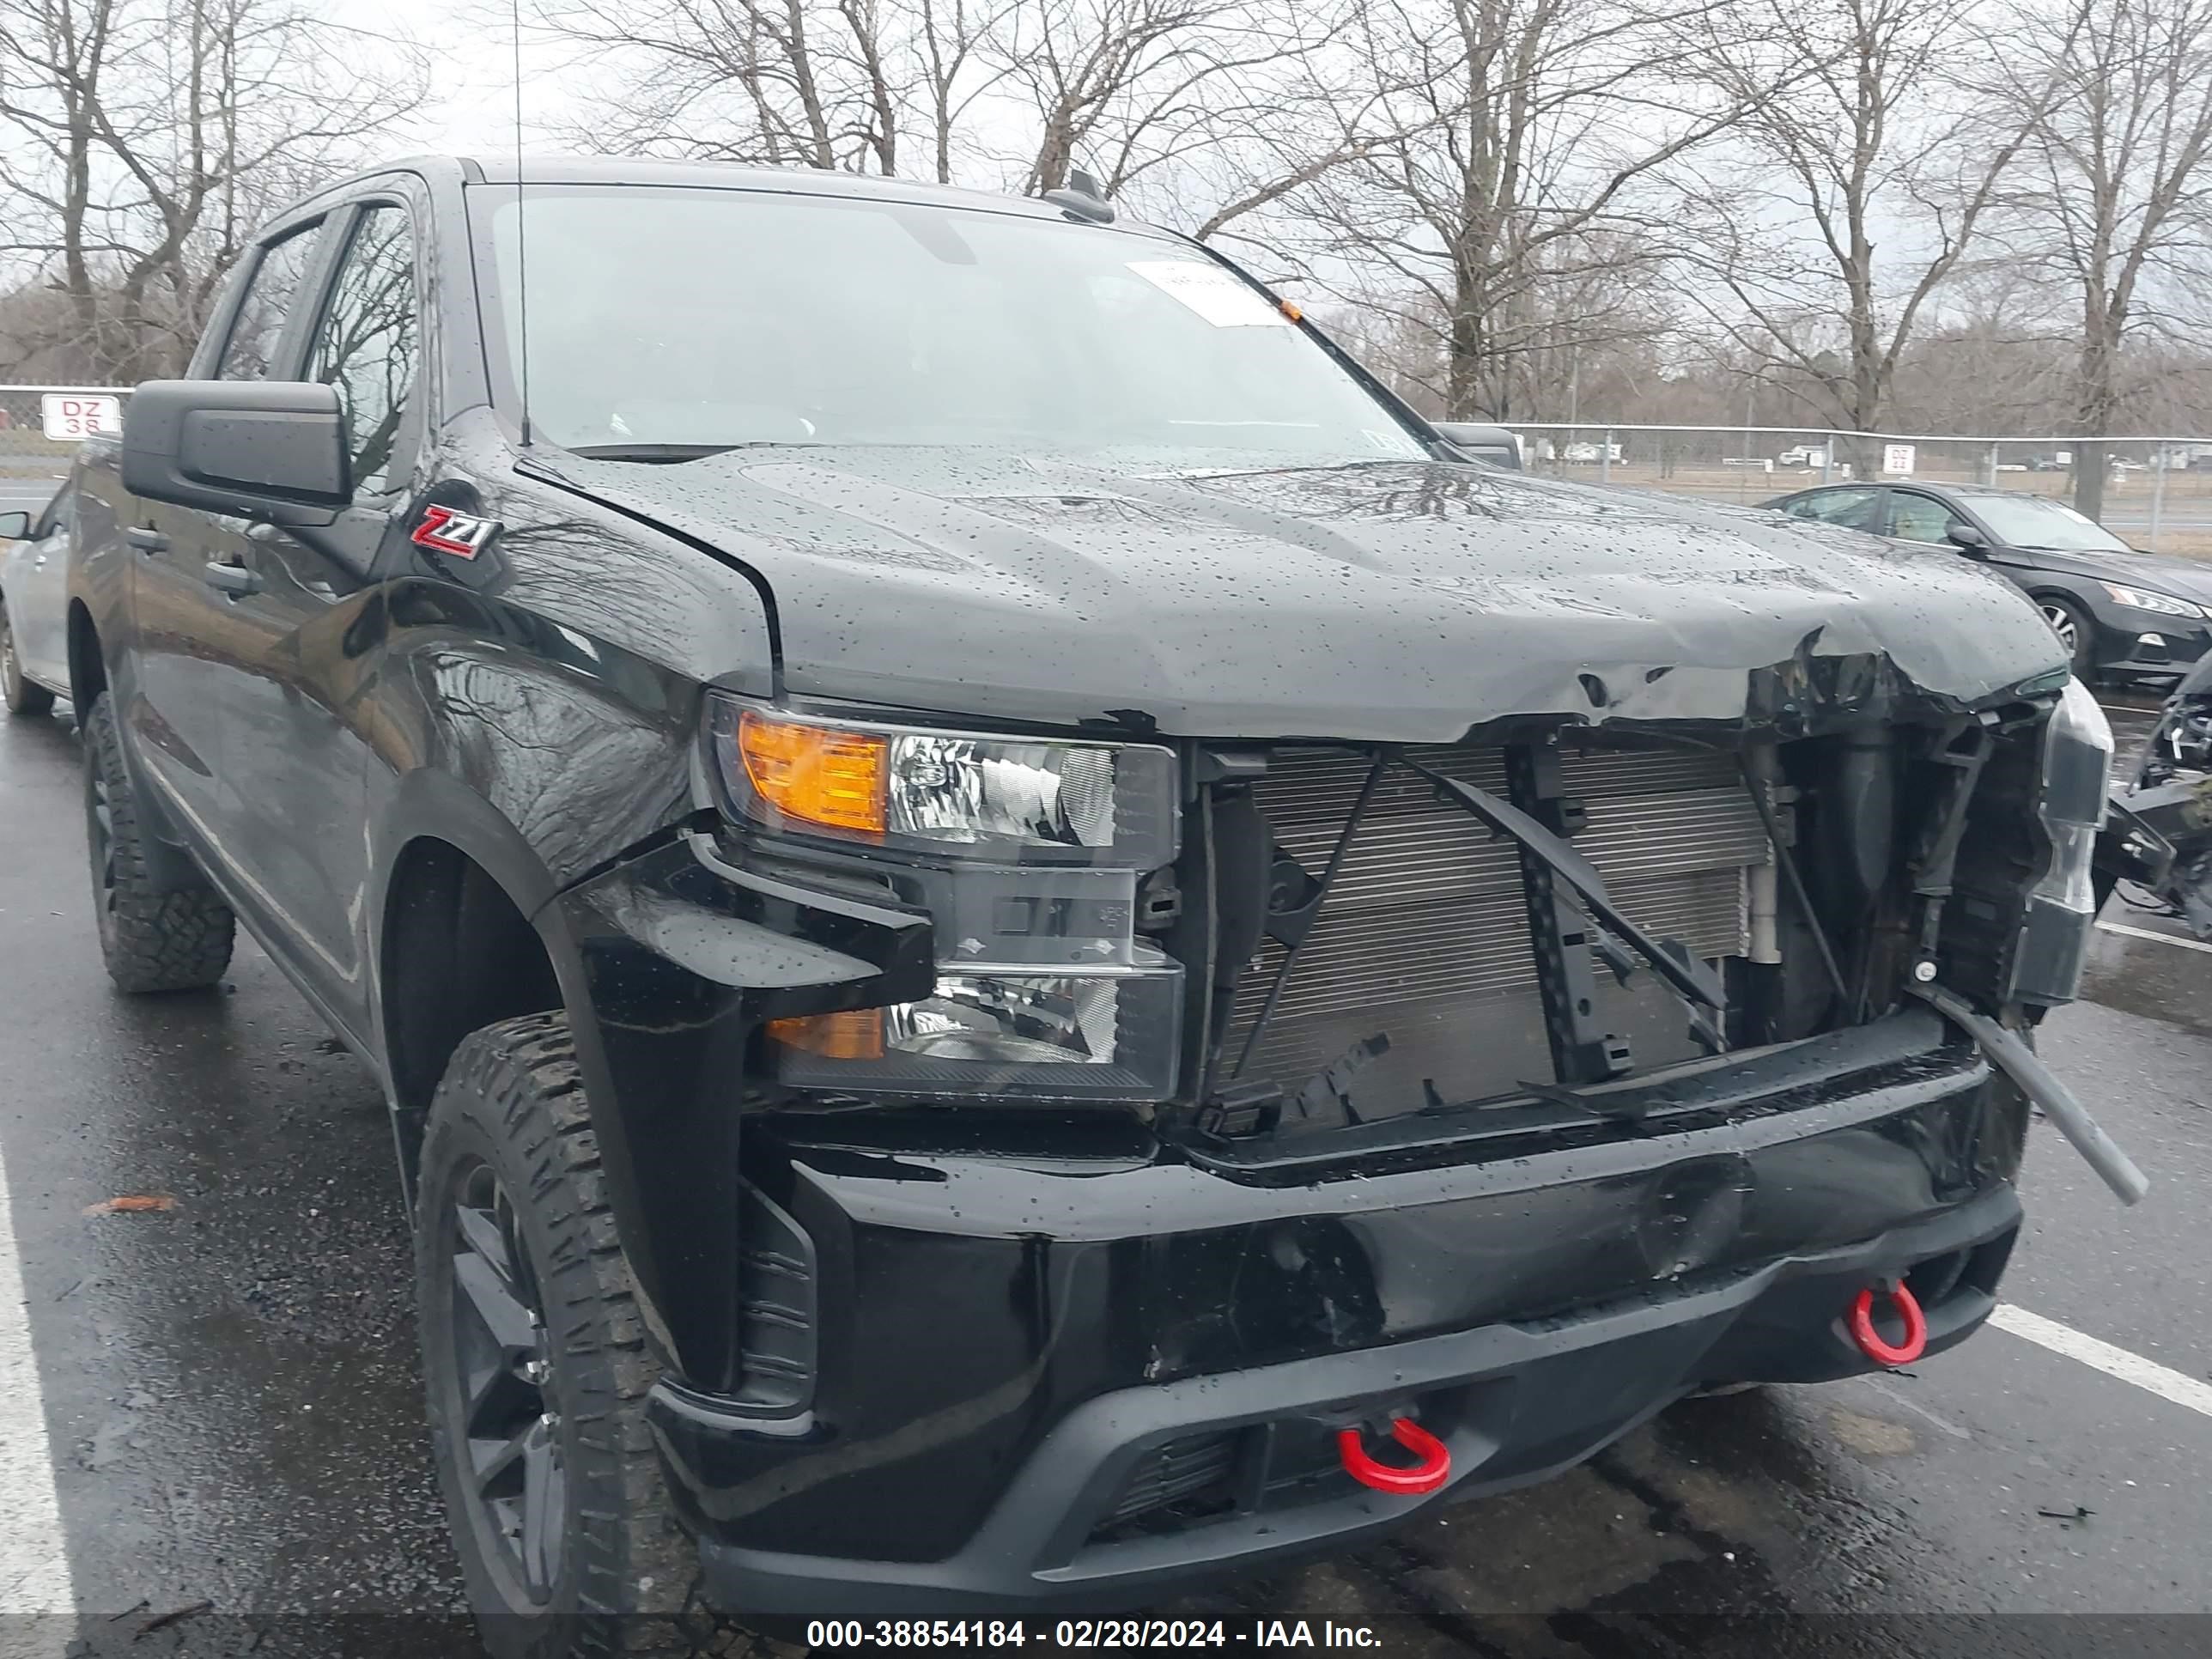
(216, 224, 323, 380)
(1887, 492, 1967, 544)
(1779, 487, 1883, 532)
(305, 206, 420, 496)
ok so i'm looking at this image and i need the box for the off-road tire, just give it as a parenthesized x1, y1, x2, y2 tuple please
(416, 1012, 761, 1659)
(2, 604, 56, 716)
(82, 691, 234, 992)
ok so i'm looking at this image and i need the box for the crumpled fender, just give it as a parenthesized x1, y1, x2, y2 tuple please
(544, 833, 933, 1391)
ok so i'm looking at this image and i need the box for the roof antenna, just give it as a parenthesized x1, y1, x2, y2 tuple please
(1043, 167, 1115, 225)
(510, 0, 532, 446)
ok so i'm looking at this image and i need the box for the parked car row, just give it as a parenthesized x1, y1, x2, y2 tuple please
(1761, 480, 2212, 686)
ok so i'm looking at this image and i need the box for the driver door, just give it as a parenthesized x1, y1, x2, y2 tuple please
(126, 216, 331, 848)
(212, 197, 423, 1040)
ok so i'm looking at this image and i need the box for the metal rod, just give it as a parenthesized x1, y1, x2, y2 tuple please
(1913, 983, 2148, 1205)
(1741, 761, 1850, 1012)
(2150, 447, 2167, 551)
(1230, 751, 1389, 1081)
(1408, 760, 1726, 1012)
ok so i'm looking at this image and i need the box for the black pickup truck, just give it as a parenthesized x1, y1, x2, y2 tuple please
(64, 155, 2112, 1654)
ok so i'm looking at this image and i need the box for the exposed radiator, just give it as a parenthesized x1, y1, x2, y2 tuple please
(1222, 744, 1768, 1116)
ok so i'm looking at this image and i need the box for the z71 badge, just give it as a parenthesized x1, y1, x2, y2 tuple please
(410, 503, 501, 559)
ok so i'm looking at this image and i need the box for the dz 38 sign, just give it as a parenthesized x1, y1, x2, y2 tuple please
(40, 393, 122, 441)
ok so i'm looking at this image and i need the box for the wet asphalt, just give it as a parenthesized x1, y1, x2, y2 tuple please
(2, 694, 2210, 1659)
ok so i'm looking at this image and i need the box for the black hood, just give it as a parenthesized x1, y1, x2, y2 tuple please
(529, 448, 2069, 741)
(2002, 542, 2212, 604)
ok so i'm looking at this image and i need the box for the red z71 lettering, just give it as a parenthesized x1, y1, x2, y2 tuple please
(410, 503, 499, 558)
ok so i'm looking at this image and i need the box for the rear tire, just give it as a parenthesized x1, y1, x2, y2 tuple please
(416, 1012, 757, 1659)
(2, 605, 56, 716)
(82, 691, 234, 993)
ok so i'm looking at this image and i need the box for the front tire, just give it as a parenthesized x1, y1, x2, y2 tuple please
(416, 1012, 733, 1659)
(2, 604, 56, 716)
(82, 691, 234, 992)
(2037, 594, 2098, 680)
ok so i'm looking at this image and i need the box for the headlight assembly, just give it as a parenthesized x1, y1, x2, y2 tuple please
(708, 697, 1183, 1102)
(711, 702, 1175, 866)
(2100, 583, 2206, 621)
(2008, 678, 2112, 1006)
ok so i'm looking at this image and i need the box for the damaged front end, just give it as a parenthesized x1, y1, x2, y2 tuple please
(711, 684, 2107, 1164)
(580, 667, 2142, 1616)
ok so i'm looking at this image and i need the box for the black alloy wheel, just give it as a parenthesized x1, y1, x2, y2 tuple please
(414, 1013, 746, 1659)
(446, 1158, 568, 1604)
(79, 691, 234, 991)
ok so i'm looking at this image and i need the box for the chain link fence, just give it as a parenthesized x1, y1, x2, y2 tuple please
(9, 395, 2212, 557)
(1, 386, 131, 482)
(1501, 422, 2212, 556)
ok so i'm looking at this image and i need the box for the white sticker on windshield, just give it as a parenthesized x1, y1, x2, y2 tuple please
(1127, 260, 1294, 327)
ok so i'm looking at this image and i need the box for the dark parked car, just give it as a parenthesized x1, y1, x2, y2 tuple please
(1763, 480, 2212, 683)
(64, 156, 2110, 1655)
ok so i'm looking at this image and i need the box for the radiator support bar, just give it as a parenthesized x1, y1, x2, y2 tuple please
(1503, 745, 1633, 1085)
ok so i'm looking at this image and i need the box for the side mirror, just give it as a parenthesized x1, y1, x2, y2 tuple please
(121, 380, 349, 527)
(1947, 523, 1990, 555)
(1431, 421, 1524, 471)
(0, 510, 30, 540)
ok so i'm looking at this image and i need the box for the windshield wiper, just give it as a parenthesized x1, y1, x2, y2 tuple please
(564, 441, 822, 464)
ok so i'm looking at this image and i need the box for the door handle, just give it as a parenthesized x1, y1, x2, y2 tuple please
(125, 526, 167, 554)
(203, 560, 262, 597)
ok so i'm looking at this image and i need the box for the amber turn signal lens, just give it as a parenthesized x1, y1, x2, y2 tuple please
(766, 1010, 885, 1060)
(737, 708, 888, 833)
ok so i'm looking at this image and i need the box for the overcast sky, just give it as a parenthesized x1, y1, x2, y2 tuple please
(372, 0, 583, 160)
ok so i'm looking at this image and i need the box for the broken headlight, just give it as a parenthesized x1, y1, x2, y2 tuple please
(706, 697, 1182, 1101)
(2009, 678, 2112, 1006)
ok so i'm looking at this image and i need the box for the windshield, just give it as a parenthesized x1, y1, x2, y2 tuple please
(1966, 494, 2130, 553)
(480, 185, 1427, 471)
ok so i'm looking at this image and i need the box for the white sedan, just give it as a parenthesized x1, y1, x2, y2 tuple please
(1, 471, 75, 716)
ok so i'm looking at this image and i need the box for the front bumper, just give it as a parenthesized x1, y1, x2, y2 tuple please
(673, 1186, 2014, 1619)
(643, 1007, 2027, 1620)
(2096, 617, 2210, 676)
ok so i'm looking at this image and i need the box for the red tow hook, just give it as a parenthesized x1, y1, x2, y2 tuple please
(1849, 1279, 1928, 1367)
(1337, 1417, 1451, 1495)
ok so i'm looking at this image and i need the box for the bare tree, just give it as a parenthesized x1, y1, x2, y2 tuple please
(0, 0, 422, 380)
(1993, 0, 2212, 516)
(1672, 0, 2054, 450)
(913, 0, 1014, 183)
(1270, 0, 1787, 420)
(531, 0, 892, 170)
(989, 0, 1349, 202)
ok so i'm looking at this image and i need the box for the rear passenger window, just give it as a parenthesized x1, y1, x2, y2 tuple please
(1784, 488, 1883, 532)
(217, 224, 323, 379)
(1887, 494, 1964, 544)
(306, 206, 420, 495)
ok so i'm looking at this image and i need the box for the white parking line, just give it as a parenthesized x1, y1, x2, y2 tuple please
(2097, 920, 2212, 956)
(1991, 1303, 2212, 1420)
(0, 1133, 71, 1616)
